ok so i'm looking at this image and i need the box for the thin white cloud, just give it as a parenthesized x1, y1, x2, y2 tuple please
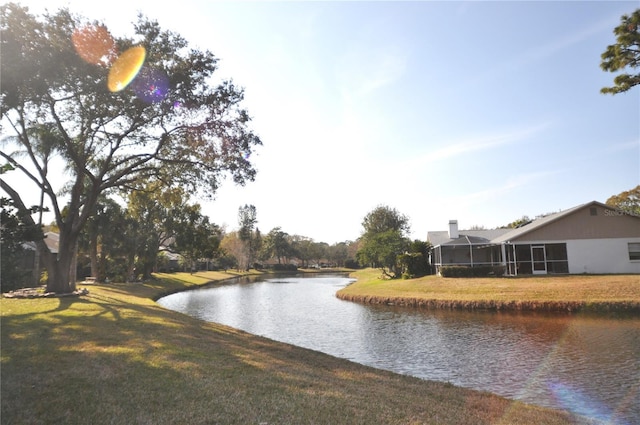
(605, 139, 639, 153)
(399, 169, 561, 238)
(459, 170, 561, 204)
(517, 15, 616, 67)
(336, 43, 408, 98)
(358, 50, 408, 96)
(466, 12, 620, 88)
(404, 122, 551, 168)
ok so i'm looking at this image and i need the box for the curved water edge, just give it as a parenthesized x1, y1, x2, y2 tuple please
(151, 271, 301, 301)
(157, 274, 640, 425)
(335, 292, 640, 313)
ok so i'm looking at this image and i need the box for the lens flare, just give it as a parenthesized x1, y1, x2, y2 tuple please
(131, 67, 169, 103)
(548, 381, 621, 423)
(107, 46, 146, 92)
(72, 25, 117, 66)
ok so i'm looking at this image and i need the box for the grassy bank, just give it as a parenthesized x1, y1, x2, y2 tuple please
(337, 269, 640, 313)
(0, 271, 584, 425)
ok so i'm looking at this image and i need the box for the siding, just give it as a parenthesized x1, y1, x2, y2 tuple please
(511, 205, 640, 242)
(566, 238, 640, 274)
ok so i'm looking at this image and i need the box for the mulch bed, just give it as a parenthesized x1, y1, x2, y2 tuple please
(2, 286, 90, 299)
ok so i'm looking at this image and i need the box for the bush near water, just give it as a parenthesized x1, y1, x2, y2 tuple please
(440, 265, 506, 277)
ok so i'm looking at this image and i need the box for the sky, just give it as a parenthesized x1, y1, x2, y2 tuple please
(9, 0, 640, 244)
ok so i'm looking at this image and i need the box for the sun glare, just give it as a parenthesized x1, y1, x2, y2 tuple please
(131, 67, 170, 103)
(70, 19, 174, 102)
(107, 46, 147, 92)
(72, 25, 117, 66)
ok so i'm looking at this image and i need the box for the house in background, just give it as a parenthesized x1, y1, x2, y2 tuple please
(427, 201, 640, 275)
(20, 232, 60, 285)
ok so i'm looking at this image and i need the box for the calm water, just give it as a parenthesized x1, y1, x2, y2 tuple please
(158, 274, 640, 424)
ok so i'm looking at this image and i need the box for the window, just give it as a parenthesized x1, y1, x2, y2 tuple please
(590, 207, 598, 216)
(545, 243, 568, 260)
(629, 243, 640, 261)
(545, 243, 569, 274)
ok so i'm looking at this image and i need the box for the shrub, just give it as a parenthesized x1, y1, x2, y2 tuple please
(492, 265, 506, 277)
(440, 265, 505, 278)
(344, 259, 360, 269)
(398, 252, 430, 278)
(440, 266, 469, 277)
(272, 264, 298, 272)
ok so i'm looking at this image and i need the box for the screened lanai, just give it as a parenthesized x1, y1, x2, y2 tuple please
(431, 235, 503, 274)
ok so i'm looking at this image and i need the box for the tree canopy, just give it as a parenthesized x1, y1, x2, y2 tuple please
(357, 205, 411, 278)
(0, 4, 262, 293)
(606, 185, 640, 216)
(600, 8, 640, 94)
(261, 227, 292, 265)
(361, 205, 410, 236)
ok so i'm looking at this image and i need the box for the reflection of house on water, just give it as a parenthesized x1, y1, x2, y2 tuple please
(428, 200, 640, 276)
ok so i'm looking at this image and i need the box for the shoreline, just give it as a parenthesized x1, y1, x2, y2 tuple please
(337, 269, 640, 314)
(335, 292, 640, 313)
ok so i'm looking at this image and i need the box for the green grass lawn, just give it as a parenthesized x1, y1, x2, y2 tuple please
(2, 271, 583, 424)
(337, 269, 640, 312)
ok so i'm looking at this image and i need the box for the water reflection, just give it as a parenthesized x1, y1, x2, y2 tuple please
(158, 275, 640, 424)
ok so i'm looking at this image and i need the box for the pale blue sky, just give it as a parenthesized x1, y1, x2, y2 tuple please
(17, 1, 640, 243)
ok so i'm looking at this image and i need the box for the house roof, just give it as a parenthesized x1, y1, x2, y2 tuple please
(159, 247, 181, 261)
(427, 229, 510, 247)
(428, 200, 639, 248)
(43, 232, 59, 254)
(22, 232, 59, 254)
(490, 200, 626, 244)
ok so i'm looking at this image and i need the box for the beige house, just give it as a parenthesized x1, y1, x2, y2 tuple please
(428, 201, 640, 275)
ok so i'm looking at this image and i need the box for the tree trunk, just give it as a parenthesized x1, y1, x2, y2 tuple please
(33, 247, 41, 287)
(44, 254, 73, 293)
(98, 249, 107, 282)
(43, 230, 78, 294)
(90, 233, 99, 279)
(69, 241, 77, 291)
(127, 260, 136, 282)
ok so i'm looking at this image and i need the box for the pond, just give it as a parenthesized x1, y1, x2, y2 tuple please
(157, 274, 640, 424)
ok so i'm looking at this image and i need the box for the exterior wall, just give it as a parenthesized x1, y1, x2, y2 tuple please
(565, 238, 640, 274)
(513, 205, 640, 242)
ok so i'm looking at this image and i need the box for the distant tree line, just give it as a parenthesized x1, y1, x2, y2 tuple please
(223, 207, 361, 272)
(0, 195, 362, 291)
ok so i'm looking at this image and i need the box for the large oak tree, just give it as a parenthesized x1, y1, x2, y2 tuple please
(0, 4, 261, 293)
